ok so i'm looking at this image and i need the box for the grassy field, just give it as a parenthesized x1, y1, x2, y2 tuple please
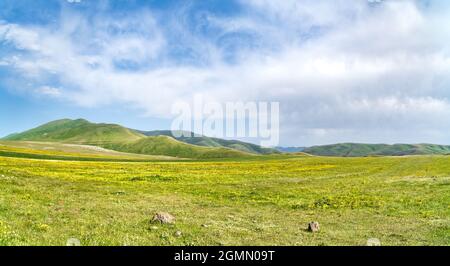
(0, 143, 449, 246)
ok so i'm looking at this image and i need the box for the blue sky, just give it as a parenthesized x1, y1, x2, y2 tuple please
(0, 0, 240, 136)
(1, 0, 450, 146)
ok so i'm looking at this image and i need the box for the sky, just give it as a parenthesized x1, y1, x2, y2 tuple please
(1, 0, 450, 146)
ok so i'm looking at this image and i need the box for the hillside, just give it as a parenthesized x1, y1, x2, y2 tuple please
(3, 119, 144, 144)
(303, 143, 450, 157)
(275, 146, 306, 153)
(101, 135, 250, 159)
(0, 141, 180, 162)
(139, 130, 279, 154)
(2, 119, 251, 159)
(7, 119, 450, 158)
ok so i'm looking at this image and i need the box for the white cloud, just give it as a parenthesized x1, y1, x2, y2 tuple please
(35, 86, 62, 97)
(0, 22, 42, 51)
(1, 1, 450, 145)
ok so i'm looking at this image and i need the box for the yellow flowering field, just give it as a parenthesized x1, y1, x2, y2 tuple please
(0, 150, 449, 246)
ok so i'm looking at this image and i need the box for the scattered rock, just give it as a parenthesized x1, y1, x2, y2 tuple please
(367, 238, 381, 246)
(307, 221, 320, 233)
(151, 212, 175, 224)
(175, 231, 182, 237)
(201, 224, 209, 228)
(66, 238, 81, 246)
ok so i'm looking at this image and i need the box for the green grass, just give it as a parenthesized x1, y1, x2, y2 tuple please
(0, 143, 448, 246)
(100, 136, 251, 159)
(0, 141, 181, 162)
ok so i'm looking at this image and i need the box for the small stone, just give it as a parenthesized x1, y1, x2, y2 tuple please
(175, 231, 182, 237)
(150, 226, 159, 230)
(151, 212, 175, 224)
(66, 238, 81, 246)
(367, 238, 381, 246)
(201, 224, 209, 228)
(307, 221, 320, 232)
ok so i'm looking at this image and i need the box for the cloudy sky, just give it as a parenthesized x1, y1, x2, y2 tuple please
(1, 0, 449, 146)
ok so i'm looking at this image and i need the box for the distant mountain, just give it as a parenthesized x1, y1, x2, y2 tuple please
(303, 143, 450, 157)
(138, 130, 279, 155)
(2, 119, 268, 159)
(6, 119, 450, 158)
(275, 146, 306, 153)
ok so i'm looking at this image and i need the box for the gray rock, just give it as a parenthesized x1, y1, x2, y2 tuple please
(66, 238, 81, 246)
(175, 231, 182, 237)
(308, 221, 320, 232)
(151, 212, 175, 224)
(367, 238, 381, 246)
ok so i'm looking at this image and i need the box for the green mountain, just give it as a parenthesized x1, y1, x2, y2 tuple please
(2, 119, 254, 159)
(275, 146, 306, 153)
(4, 119, 144, 144)
(8, 119, 448, 158)
(138, 130, 279, 155)
(303, 143, 450, 157)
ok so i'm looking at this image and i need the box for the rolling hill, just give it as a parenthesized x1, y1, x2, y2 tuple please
(3, 119, 144, 144)
(101, 135, 254, 159)
(6, 119, 450, 158)
(1, 119, 255, 159)
(303, 143, 450, 157)
(139, 130, 279, 154)
(275, 146, 306, 153)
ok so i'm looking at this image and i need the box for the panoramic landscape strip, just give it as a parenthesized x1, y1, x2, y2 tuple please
(0, 119, 448, 246)
(0, 0, 449, 255)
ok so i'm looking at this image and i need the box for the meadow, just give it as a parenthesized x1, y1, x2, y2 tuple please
(0, 144, 449, 246)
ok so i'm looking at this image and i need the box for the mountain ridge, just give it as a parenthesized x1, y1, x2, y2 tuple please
(1, 119, 269, 158)
(303, 143, 450, 157)
(138, 130, 279, 154)
(4, 119, 450, 157)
